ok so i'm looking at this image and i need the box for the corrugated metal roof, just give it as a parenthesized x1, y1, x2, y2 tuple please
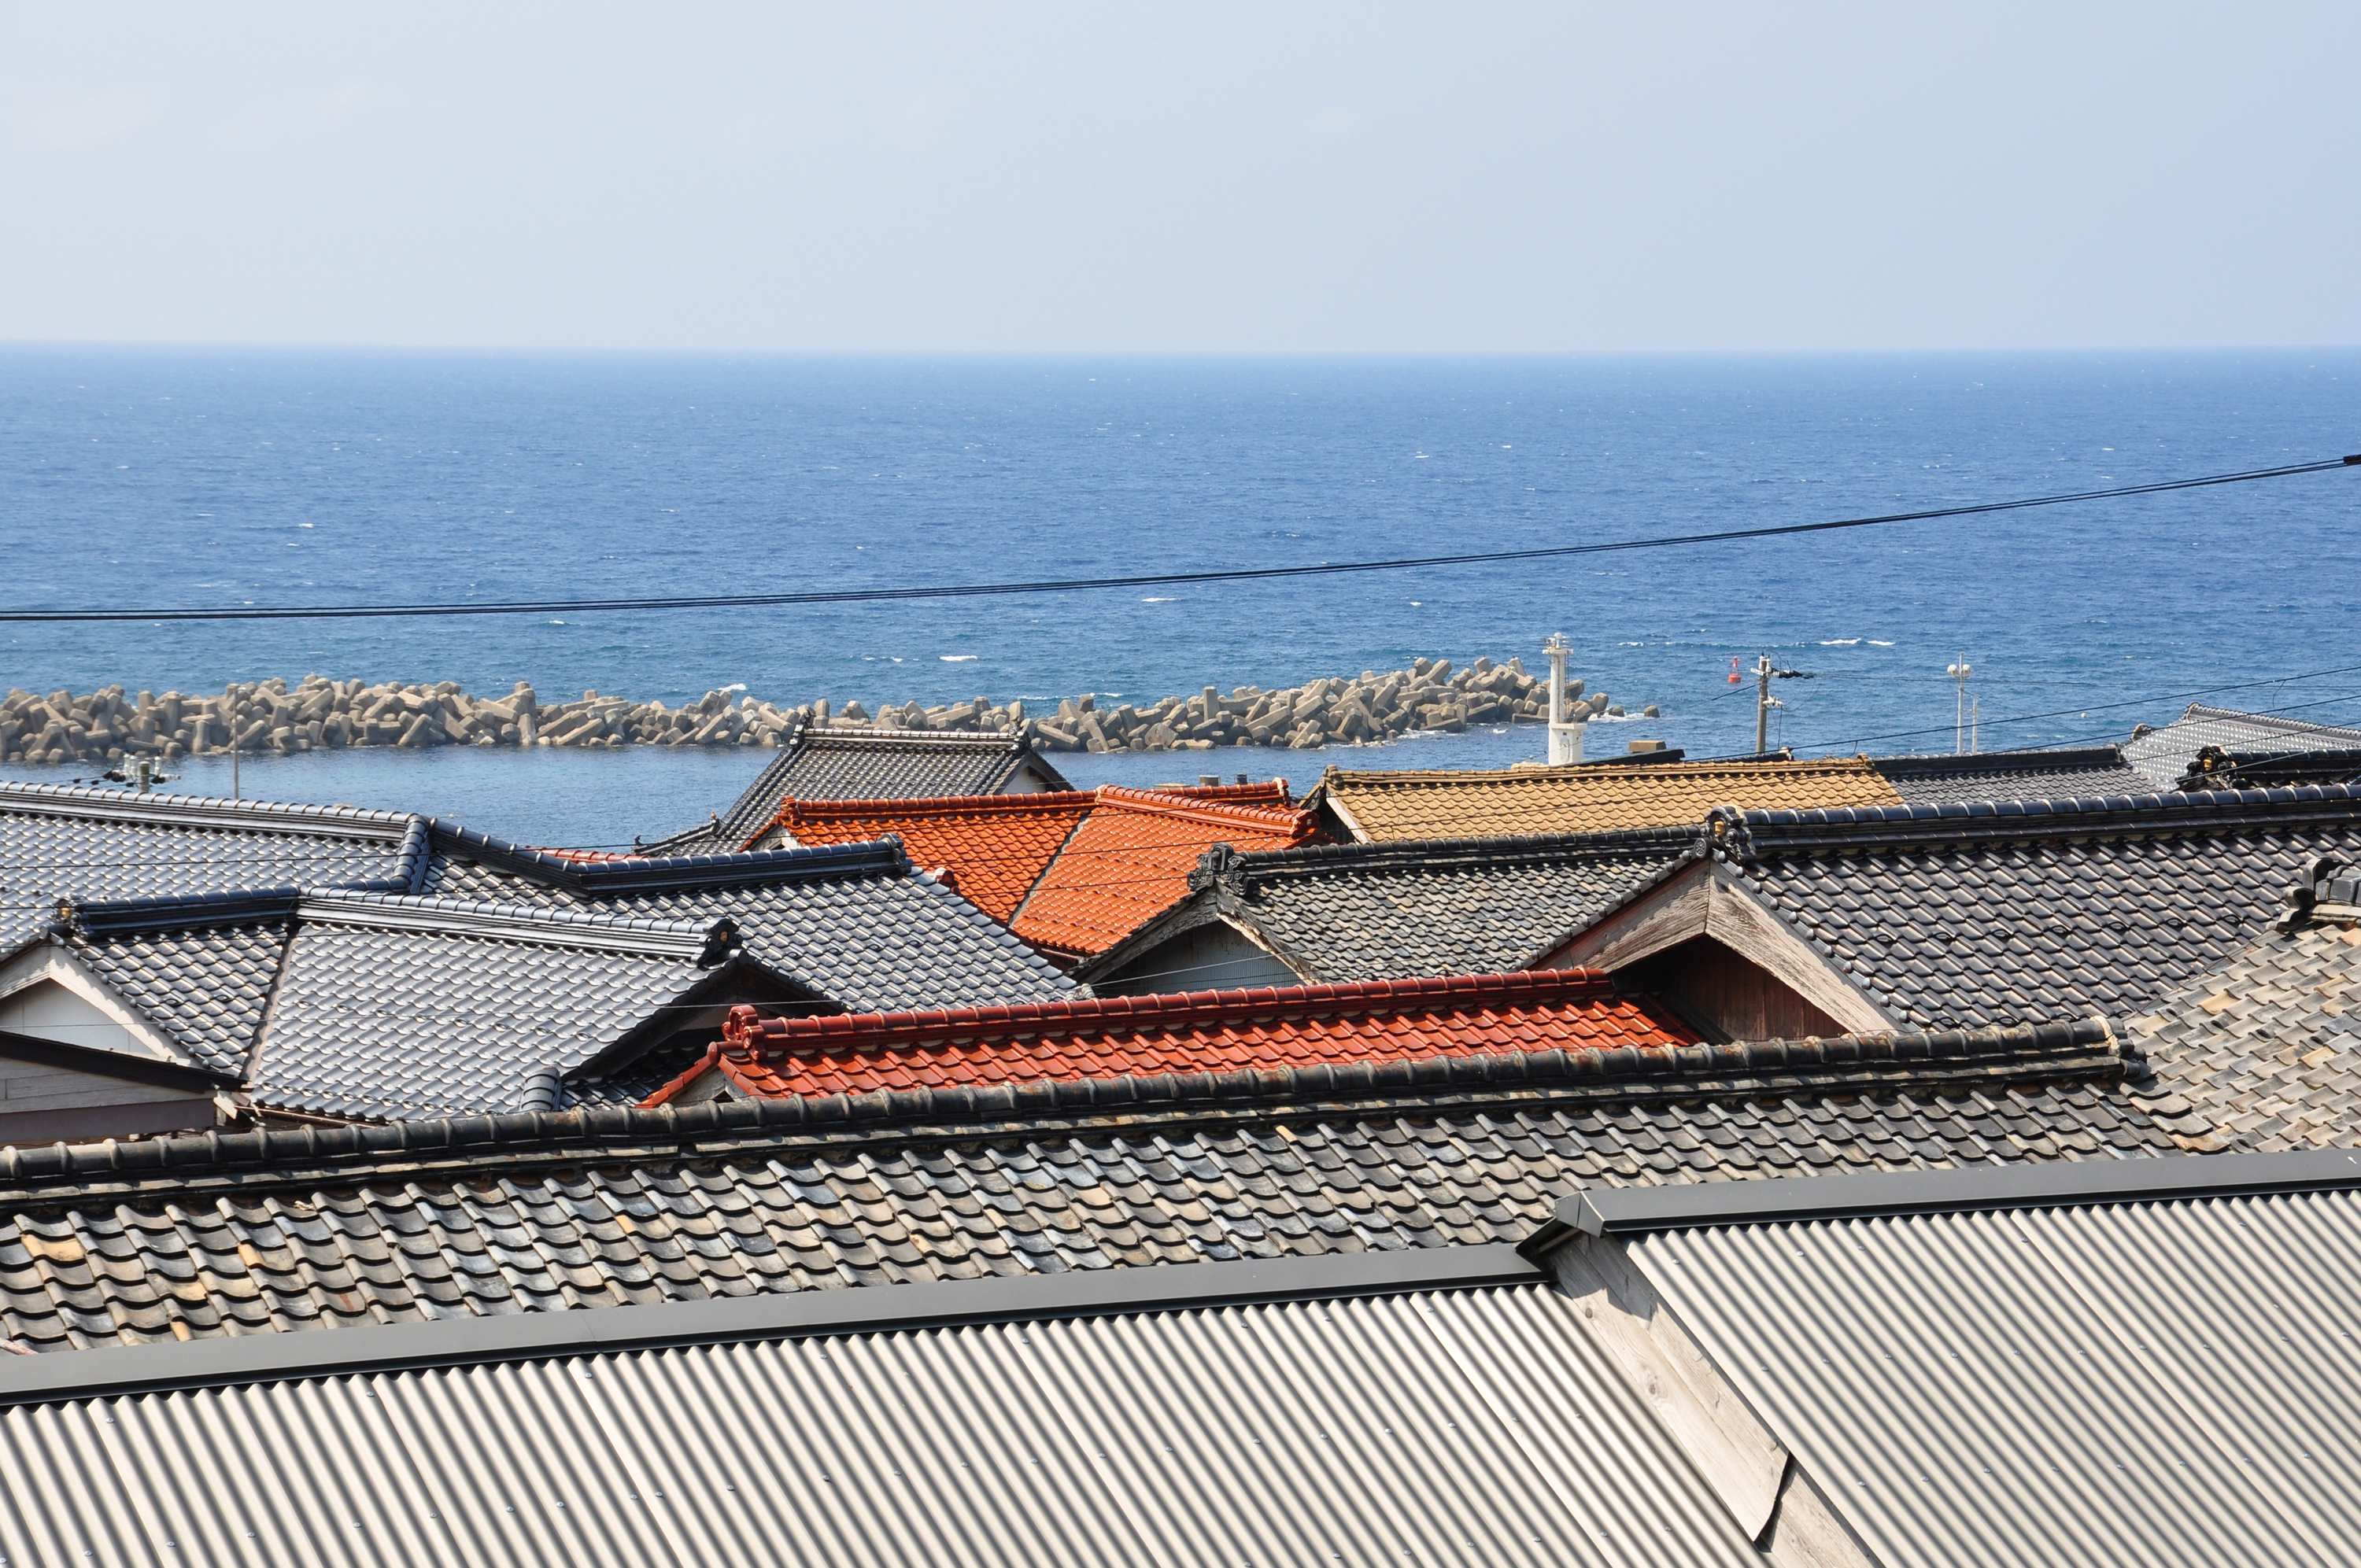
(0, 1275, 1764, 1567)
(1623, 1182, 2361, 1566)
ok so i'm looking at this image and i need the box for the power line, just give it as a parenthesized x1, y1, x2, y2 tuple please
(1788, 658, 2361, 752)
(6, 452, 2354, 624)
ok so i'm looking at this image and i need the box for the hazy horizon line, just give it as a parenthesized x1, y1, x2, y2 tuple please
(6, 340, 2358, 360)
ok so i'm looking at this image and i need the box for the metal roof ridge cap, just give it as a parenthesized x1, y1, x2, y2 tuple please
(571, 836, 909, 888)
(2177, 704, 2361, 740)
(1221, 824, 1708, 877)
(60, 887, 306, 935)
(0, 781, 418, 836)
(294, 888, 718, 954)
(1547, 1149, 2361, 1241)
(0, 1245, 1542, 1404)
(1868, 744, 2131, 774)
(1736, 783, 2361, 842)
(802, 727, 1024, 747)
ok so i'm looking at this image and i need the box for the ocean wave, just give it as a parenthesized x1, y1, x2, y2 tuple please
(940, 655, 977, 662)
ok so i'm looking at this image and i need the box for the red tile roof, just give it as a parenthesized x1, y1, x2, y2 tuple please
(1008, 784, 1321, 958)
(755, 791, 1098, 922)
(642, 969, 1700, 1102)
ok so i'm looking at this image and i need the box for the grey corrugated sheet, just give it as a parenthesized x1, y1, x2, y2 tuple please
(1629, 1188, 2361, 1566)
(0, 1282, 1761, 1566)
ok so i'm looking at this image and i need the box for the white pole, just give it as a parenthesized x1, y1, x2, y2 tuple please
(1946, 658, 1973, 755)
(1544, 634, 1583, 765)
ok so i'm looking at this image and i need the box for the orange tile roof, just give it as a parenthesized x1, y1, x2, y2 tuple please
(1009, 784, 1321, 958)
(644, 969, 1700, 1101)
(1309, 758, 1905, 842)
(753, 790, 1098, 922)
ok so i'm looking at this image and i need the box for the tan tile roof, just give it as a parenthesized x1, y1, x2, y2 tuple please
(1308, 758, 1904, 842)
(2125, 916, 2361, 1152)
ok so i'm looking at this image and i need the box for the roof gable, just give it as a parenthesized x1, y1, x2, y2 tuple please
(418, 822, 1077, 1013)
(754, 791, 1098, 921)
(657, 725, 1075, 852)
(62, 921, 290, 1077)
(1079, 826, 1705, 988)
(1008, 786, 1319, 958)
(1308, 758, 1903, 843)
(243, 891, 740, 1123)
(1715, 785, 2361, 1031)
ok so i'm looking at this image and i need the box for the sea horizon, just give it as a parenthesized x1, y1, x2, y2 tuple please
(5, 344, 2355, 843)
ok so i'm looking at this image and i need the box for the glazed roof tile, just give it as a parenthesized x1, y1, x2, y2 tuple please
(753, 791, 1097, 922)
(0, 781, 422, 955)
(1868, 745, 2154, 805)
(417, 822, 1076, 1013)
(65, 921, 290, 1077)
(0, 1013, 2191, 1352)
(1008, 785, 1320, 957)
(655, 725, 1074, 853)
(654, 969, 1701, 1101)
(1079, 827, 1705, 988)
(1714, 784, 2361, 1032)
(242, 891, 735, 1123)
(2123, 703, 2361, 789)
(39, 880, 794, 1120)
(1308, 758, 1903, 843)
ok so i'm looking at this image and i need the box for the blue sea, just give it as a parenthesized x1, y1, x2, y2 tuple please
(3, 349, 2355, 847)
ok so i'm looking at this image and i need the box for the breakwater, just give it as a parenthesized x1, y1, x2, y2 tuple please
(2, 658, 1654, 766)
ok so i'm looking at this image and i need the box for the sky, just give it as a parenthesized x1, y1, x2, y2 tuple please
(2, 2, 2355, 353)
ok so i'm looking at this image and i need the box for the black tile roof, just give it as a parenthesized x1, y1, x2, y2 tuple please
(0, 782, 423, 956)
(66, 921, 290, 1077)
(1077, 828, 1703, 988)
(418, 823, 1076, 1015)
(2123, 703, 2361, 789)
(22, 827, 1070, 1120)
(2174, 746, 2361, 792)
(1712, 784, 2361, 1033)
(0, 1017, 2197, 1352)
(652, 726, 1074, 853)
(42, 887, 763, 1121)
(1868, 745, 2154, 805)
(242, 891, 748, 1123)
(3, 789, 1070, 1126)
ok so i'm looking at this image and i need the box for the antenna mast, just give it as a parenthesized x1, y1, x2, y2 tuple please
(1946, 657, 1974, 754)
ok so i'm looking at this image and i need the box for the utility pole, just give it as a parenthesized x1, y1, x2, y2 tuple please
(1946, 657, 1973, 755)
(1754, 654, 1780, 755)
